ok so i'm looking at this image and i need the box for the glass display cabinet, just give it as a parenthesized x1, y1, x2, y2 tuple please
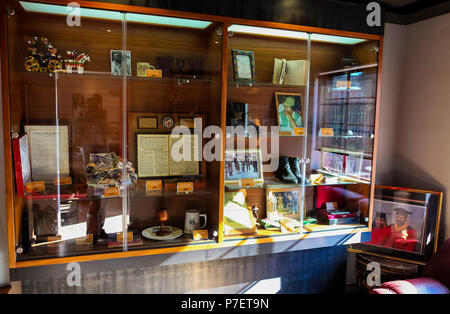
(223, 24, 380, 242)
(1, 0, 382, 268)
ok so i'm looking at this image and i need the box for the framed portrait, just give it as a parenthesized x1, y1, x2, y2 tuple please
(224, 149, 263, 188)
(266, 187, 301, 222)
(350, 185, 443, 264)
(275, 92, 303, 136)
(231, 49, 256, 85)
(110, 50, 131, 76)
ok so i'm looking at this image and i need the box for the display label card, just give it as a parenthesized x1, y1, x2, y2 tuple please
(241, 178, 255, 187)
(138, 117, 157, 129)
(25, 181, 45, 193)
(177, 182, 194, 193)
(336, 80, 351, 89)
(53, 176, 72, 186)
(193, 230, 209, 240)
(294, 128, 305, 136)
(116, 231, 133, 242)
(319, 128, 334, 136)
(146, 180, 162, 191)
(145, 68, 162, 78)
(326, 202, 338, 210)
(103, 187, 120, 197)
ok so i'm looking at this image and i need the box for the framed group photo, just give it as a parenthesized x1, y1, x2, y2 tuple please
(224, 149, 263, 187)
(266, 187, 301, 222)
(351, 185, 443, 264)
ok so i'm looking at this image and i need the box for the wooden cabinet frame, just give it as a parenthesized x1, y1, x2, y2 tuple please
(1, 0, 383, 268)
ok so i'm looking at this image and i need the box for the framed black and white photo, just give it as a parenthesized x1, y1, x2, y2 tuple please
(224, 149, 263, 187)
(110, 50, 131, 76)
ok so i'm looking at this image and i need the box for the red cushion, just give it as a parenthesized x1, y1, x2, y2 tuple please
(371, 278, 450, 294)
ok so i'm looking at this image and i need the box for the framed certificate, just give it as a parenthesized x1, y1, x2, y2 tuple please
(24, 125, 70, 182)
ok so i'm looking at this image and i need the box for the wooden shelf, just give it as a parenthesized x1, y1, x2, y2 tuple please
(224, 224, 369, 242)
(228, 81, 307, 88)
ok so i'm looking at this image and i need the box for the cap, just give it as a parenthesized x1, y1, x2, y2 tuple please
(282, 96, 296, 107)
(394, 207, 412, 216)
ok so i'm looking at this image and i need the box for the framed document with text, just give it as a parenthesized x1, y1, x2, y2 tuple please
(24, 125, 70, 182)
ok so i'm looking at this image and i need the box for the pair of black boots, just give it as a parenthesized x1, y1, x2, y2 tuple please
(275, 157, 306, 184)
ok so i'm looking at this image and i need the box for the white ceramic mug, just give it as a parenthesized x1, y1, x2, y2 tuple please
(184, 210, 207, 234)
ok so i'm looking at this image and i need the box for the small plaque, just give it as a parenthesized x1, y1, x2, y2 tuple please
(179, 117, 195, 129)
(319, 128, 334, 136)
(116, 231, 133, 242)
(25, 181, 45, 193)
(177, 182, 194, 193)
(193, 229, 209, 240)
(146, 180, 162, 191)
(138, 117, 158, 129)
(103, 186, 120, 197)
(53, 176, 72, 186)
(145, 68, 162, 78)
(241, 178, 255, 187)
(294, 128, 305, 136)
(336, 80, 351, 89)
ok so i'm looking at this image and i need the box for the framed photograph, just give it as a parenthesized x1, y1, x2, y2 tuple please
(321, 150, 344, 174)
(350, 185, 443, 264)
(224, 149, 263, 187)
(275, 92, 303, 135)
(266, 187, 301, 221)
(231, 49, 256, 85)
(110, 50, 131, 76)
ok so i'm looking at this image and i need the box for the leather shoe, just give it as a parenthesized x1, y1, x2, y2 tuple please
(275, 156, 298, 184)
(289, 157, 306, 184)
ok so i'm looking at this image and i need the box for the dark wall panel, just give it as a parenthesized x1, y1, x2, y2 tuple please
(15, 246, 347, 293)
(93, 0, 385, 35)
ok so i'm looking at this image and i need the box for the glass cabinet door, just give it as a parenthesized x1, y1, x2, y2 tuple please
(7, 0, 128, 260)
(124, 13, 223, 250)
(223, 24, 311, 238)
(306, 33, 380, 232)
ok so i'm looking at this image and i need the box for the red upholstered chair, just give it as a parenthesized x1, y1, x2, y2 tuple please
(371, 239, 450, 294)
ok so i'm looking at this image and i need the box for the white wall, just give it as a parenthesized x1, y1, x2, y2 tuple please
(0, 49, 10, 286)
(393, 13, 450, 242)
(375, 23, 408, 185)
(376, 14, 450, 243)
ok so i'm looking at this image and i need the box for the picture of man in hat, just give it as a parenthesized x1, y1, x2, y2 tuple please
(384, 207, 418, 252)
(277, 94, 303, 134)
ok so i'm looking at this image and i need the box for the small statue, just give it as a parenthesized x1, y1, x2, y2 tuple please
(64, 50, 90, 74)
(24, 37, 62, 73)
